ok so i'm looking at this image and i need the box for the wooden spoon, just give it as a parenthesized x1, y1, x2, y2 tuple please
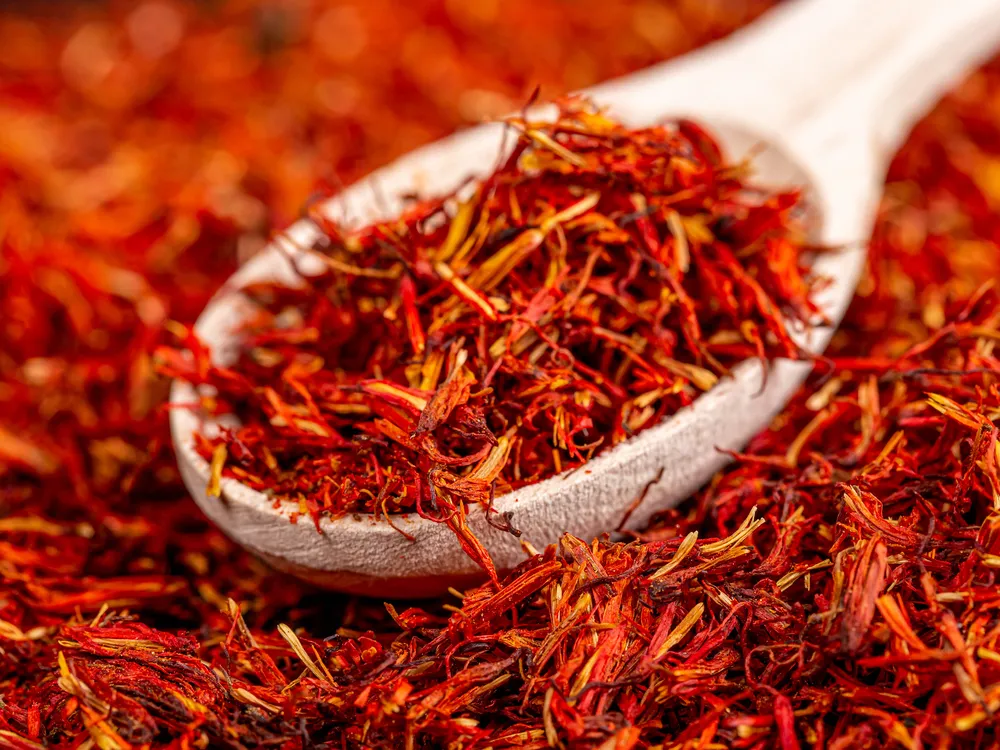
(171, 0, 1000, 596)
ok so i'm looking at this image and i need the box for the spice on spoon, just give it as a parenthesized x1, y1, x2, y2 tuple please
(160, 99, 824, 572)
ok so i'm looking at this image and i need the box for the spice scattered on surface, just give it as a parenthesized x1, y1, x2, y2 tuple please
(5, 1, 1000, 747)
(162, 101, 821, 556)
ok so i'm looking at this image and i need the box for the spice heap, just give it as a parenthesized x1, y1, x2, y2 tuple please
(162, 101, 820, 559)
(137, 281, 1000, 746)
(4, 0, 1000, 747)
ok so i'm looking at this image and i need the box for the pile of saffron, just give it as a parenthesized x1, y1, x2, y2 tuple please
(4, 2, 1000, 748)
(161, 101, 820, 551)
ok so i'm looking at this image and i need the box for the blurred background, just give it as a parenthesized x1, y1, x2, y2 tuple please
(0, 0, 776, 287)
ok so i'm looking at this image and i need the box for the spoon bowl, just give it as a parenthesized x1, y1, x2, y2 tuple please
(171, 0, 1000, 596)
(170, 118, 842, 597)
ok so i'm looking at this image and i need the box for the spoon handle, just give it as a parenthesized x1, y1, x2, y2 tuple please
(830, 0, 1000, 160)
(775, 0, 1000, 252)
(590, 0, 1000, 150)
